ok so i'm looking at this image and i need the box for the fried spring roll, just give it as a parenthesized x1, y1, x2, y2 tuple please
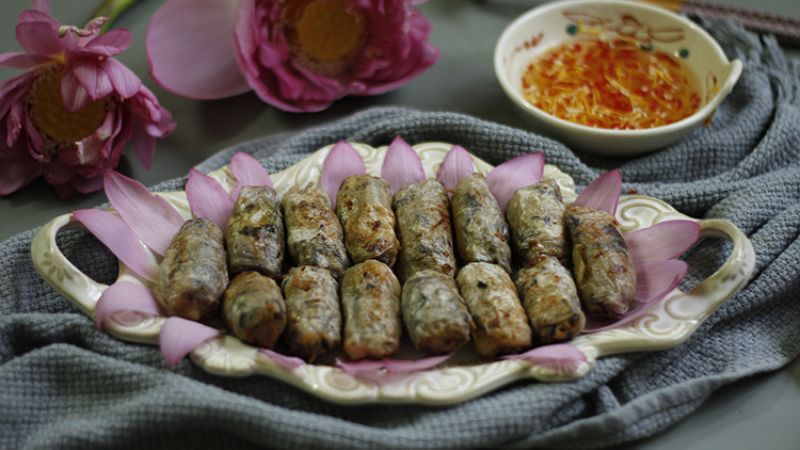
(281, 266, 341, 361)
(401, 270, 473, 354)
(566, 205, 636, 319)
(516, 257, 585, 343)
(456, 263, 532, 357)
(506, 179, 568, 267)
(282, 184, 349, 278)
(451, 174, 512, 273)
(156, 218, 228, 320)
(393, 179, 457, 282)
(336, 175, 400, 267)
(226, 185, 285, 279)
(223, 271, 286, 349)
(341, 260, 402, 360)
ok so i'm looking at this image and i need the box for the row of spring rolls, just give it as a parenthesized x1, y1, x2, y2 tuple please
(155, 170, 636, 362)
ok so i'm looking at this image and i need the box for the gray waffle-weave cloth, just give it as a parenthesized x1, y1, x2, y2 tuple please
(1, 21, 799, 450)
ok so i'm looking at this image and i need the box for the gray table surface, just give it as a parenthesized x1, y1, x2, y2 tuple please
(1, 0, 798, 448)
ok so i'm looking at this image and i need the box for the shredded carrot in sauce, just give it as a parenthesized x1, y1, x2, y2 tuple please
(522, 39, 701, 130)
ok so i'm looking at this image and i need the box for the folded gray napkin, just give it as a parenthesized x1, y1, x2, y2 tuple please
(1, 21, 799, 450)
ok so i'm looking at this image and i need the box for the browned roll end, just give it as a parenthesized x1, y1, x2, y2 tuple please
(226, 185, 285, 279)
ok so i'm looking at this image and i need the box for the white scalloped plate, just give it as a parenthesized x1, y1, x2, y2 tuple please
(30, 142, 755, 405)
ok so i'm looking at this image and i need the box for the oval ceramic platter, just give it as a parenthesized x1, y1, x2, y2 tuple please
(31, 142, 755, 405)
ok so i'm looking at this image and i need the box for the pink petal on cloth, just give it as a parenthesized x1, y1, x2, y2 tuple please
(185, 169, 234, 229)
(436, 145, 474, 193)
(501, 344, 587, 371)
(102, 58, 142, 99)
(381, 136, 426, 194)
(573, 169, 622, 215)
(103, 170, 184, 255)
(625, 220, 701, 266)
(634, 259, 688, 304)
(0, 52, 50, 69)
(320, 141, 366, 207)
(147, 0, 250, 99)
(15, 21, 62, 55)
(71, 60, 113, 101)
(258, 348, 305, 371)
(230, 152, 273, 187)
(72, 209, 158, 281)
(94, 281, 161, 329)
(159, 317, 221, 367)
(60, 70, 91, 112)
(487, 152, 545, 211)
(83, 29, 132, 57)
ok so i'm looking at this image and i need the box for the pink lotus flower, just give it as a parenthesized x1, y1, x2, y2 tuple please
(147, 0, 439, 112)
(0, 0, 175, 198)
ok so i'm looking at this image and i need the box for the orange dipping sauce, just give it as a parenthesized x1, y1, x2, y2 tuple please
(522, 39, 701, 130)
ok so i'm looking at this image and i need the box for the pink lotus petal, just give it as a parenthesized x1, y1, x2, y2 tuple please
(0, 51, 50, 69)
(130, 127, 156, 169)
(634, 259, 688, 304)
(159, 317, 221, 367)
(381, 136, 426, 194)
(60, 69, 90, 112)
(335, 358, 386, 376)
(335, 354, 452, 376)
(230, 152, 273, 188)
(383, 354, 452, 373)
(102, 58, 142, 99)
(487, 152, 545, 210)
(625, 220, 701, 266)
(15, 20, 61, 55)
(103, 170, 184, 255)
(258, 348, 305, 371)
(186, 169, 234, 229)
(71, 60, 113, 101)
(95, 281, 161, 329)
(147, 0, 251, 99)
(32, 0, 51, 13)
(502, 344, 587, 371)
(436, 145, 474, 193)
(320, 141, 366, 207)
(584, 302, 650, 333)
(573, 169, 622, 215)
(84, 29, 132, 57)
(73, 209, 158, 282)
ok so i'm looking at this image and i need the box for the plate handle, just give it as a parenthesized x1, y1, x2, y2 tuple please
(30, 213, 109, 318)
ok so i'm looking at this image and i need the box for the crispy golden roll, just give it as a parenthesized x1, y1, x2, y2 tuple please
(451, 174, 512, 274)
(456, 262, 532, 357)
(226, 185, 285, 279)
(282, 184, 350, 279)
(393, 179, 457, 282)
(335, 175, 400, 267)
(566, 204, 636, 319)
(515, 257, 586, 343)
(401, 270, 473, 355)
(506, 179, 568, 267)
(281, 266, 341, 361)
(223, 272, 287, 349)
(341, 260, 402, 360)
(156, 218, 228, 320)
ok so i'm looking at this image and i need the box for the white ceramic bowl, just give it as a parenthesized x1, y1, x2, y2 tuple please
(494, 0, 743, 156)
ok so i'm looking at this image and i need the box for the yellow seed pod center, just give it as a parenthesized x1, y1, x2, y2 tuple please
(293, 0, 365, 63)
(28, 67, 109, 145)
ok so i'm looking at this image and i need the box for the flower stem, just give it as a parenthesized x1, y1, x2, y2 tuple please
(91, 0, 142, 31)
